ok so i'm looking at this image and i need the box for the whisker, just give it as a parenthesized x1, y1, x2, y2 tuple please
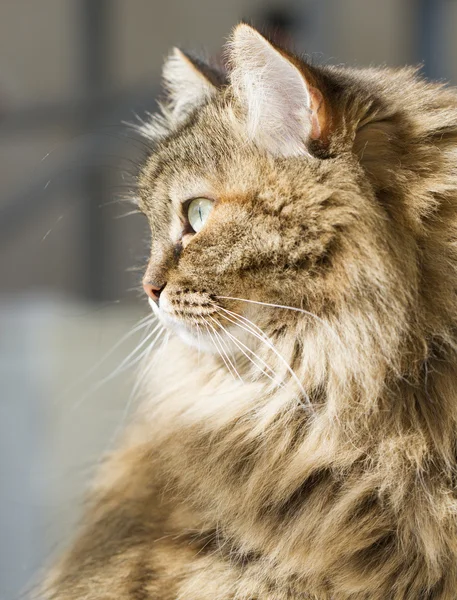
(61, 314, 157, 400)
(209, 315, 278, 380)
(210, 314, 283, 388)
(107, 325, 167, 448)
(214, 308, 310, 406)
(218, 306, 270, 342)
(196, 323, 202, 366)
(217, 295, 344, 350)
(207, 321, 241, 381)
(114, 209, 142, 219)
(209, 321, 243, 381)
(72, 321, 162, 410)
(203, 320, 232, 376)
(216, 314, 286, 386)
(101, 321, 162, 377)
(134, 325, 168, 390)
(203, 319, 241, 381)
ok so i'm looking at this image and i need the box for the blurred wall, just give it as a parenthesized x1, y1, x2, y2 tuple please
(0, 0, 441, 303)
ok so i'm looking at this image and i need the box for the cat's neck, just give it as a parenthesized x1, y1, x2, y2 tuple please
(117, 333, 456, 579)
(143, 332, 457, 479)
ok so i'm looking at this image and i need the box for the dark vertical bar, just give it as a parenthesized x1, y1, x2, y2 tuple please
(416, 0, 448, 80)
(80, 0, 111, 301)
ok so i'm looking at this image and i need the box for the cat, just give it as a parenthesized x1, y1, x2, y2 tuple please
(44, 23, 457, 599)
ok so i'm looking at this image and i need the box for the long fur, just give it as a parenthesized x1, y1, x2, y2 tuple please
(44, 25, 457, 599)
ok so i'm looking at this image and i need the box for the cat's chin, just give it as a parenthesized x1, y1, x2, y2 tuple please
(173, 325, 216, 353)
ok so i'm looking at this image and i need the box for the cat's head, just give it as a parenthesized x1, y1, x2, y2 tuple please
(137, 24, 412, 383)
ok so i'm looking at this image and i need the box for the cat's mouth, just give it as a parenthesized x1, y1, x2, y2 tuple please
(147, 289, 228, 352)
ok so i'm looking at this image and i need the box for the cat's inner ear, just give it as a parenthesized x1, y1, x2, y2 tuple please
(228, 24, 328, 157)
(163, 48, 218, 123)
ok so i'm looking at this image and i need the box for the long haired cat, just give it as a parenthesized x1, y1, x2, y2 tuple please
(45, 24, 457, 599)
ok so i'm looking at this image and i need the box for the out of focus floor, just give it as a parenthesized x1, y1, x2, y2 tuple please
(0, 297, 150, 600)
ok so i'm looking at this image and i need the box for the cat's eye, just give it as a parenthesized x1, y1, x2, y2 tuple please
(187, 198, 214, 233)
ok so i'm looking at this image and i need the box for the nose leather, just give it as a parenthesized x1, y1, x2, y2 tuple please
(143, 281, 165, 303)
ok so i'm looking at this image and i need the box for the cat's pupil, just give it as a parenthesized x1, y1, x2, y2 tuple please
(187, 197, 213, 233)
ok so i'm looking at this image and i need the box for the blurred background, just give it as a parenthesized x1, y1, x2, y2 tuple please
(1, 0, 457, 598)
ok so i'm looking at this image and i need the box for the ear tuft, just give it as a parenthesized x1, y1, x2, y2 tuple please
(228, 24, 325, 157)
(162, 48, 218, 124)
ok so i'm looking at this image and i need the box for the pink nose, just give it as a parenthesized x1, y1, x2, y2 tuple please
(143, 281, 164, 303)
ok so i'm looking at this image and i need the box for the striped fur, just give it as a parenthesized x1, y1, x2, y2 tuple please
(45, 25, 457, 599)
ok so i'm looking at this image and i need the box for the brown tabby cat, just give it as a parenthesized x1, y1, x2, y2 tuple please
(45, 24, 457, 599)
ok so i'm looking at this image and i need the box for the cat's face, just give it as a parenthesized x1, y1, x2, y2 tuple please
(138, 25, 402, 356)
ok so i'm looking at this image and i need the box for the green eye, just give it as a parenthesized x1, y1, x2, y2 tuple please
(187, 198, 214, 233)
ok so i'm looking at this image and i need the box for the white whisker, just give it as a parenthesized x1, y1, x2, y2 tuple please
(210, 322, 242, 381)
(218, 306, 270, 342)
(208, 315, 281, 387)
(216, 313, 286, 387)
(72, 322, 162, 410)
(215, 307, 310, 406)
(196, 323, 202, 365)
(107, 325, 167, 448)
(203, 319, 242, 381)
(217, 295, 344, 349)
(62, 314, 157, 400)
(203, 320, 232, 376)
(210, 315, 281, 385)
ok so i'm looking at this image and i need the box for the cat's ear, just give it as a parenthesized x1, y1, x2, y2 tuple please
(162, 48, 219, 123)
(228, 24, 328, 157)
